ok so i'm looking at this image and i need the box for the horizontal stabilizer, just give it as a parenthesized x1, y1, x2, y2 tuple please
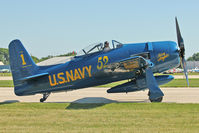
(18, 72, 49, 81)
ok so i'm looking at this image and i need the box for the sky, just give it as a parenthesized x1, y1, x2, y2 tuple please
(0, 0, 198, 59)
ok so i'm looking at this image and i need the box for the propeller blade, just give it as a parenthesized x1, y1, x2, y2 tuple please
(145, 66, 164, 100)
(175, 17, 184, 49)
(175, 17, 189, 86)
(181, 57, 189, 86)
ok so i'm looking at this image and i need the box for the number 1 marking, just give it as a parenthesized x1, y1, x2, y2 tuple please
(20, 54, 27, 65)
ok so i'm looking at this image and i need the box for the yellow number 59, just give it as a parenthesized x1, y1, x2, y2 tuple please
(97, 56, 109, 70)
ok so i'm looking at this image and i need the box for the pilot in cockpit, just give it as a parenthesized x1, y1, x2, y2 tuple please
(103, 41, 110, 51)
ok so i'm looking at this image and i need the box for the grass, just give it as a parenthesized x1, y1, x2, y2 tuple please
(161, 79, 199, 87)
(0, 79, 199, 87)
(0, 103, 198, 132)
(99, 79, 199, 88)
(154, 72, 199, 76)
(171, 72, 199, 75)
(0, 73, 12, 76)
(0, 72, 198, 77)
(0, 80, 13, 87)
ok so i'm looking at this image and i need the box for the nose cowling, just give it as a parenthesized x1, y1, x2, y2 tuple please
(169, 41, 181, 68)
(167, 41, 180, 69)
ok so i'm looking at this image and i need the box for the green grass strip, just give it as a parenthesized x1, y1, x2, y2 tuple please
(160, 78, 199, 87)
(171, 72, 199, 75)
(0, 79, 198, 88)
(154, 72, 199, 76)
(0, 73, 12, 76)
(0, 80, 13, 87)
(0, 72, 198, 77)
(0, 103, 198, 132)
(99, 79, 199, 88)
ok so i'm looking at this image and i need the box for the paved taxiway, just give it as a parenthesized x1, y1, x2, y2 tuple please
(0, 87, 199, 103)
(0, 76, 12, 80)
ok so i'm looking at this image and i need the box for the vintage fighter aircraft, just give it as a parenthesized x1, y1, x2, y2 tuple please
(9, 18, 188, 102)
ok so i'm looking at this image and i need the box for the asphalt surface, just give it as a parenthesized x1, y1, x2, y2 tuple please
(0, 87, 199, 103)
(173, 75, 199, 79)
(0, 76, 12, 80)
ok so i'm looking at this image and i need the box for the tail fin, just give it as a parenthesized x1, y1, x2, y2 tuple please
(9, 40, 49, 96)
(9, 40, 38, 85)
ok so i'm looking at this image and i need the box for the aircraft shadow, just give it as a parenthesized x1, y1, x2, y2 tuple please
(66, 97, 148, 110)
(66, 97, 116, 110)
(0, 100, 20, 105)
(66, 103, 106, 110)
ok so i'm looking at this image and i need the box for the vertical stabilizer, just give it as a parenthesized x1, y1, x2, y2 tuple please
(9, 40, 38, 86)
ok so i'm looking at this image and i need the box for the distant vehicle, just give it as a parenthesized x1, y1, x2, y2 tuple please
(0, 69, 10, 73)
(9, 18, 189, 103)
(163, 68, 183, 74)
(191, 67, 199, 72)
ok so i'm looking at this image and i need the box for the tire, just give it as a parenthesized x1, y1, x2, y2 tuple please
(40, 98, 44, 102)
(149, 96, 163, 102)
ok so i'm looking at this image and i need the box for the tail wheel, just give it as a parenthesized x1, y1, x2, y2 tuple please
(40, 93, 50, 102)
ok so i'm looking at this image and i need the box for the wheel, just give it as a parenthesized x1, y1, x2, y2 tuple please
(149, 96, 163, 102)
(40, 98, 45, 102)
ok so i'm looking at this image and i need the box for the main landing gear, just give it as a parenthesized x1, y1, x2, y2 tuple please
(148, 91, 163, 102)
(40, 93, 51, 102)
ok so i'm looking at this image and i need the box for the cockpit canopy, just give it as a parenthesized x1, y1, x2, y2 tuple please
(76, 40, 123, 56)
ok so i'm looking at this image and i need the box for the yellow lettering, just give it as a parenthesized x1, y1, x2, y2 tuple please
(103, 56, 109, 68)
(74, 69, 81, 80)
(158, 53, 169, 62)
(49, 74, 57, 86)
(20, 54, 27, 65)
(97, 56, 103, 70)
(78, 68, 85, 79)
(57, 72, 66, 84)
(85, 65, 92, 77)
(66, 70, 74, 82)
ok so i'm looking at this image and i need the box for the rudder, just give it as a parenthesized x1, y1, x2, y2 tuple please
(9, 40, 38, 86)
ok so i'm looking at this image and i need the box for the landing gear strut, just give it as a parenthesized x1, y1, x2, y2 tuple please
(148, 91, 163, 102)
(40, 93, 50, 102)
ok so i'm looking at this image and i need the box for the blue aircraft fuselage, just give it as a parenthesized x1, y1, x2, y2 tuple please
(13, 40, 180, 96)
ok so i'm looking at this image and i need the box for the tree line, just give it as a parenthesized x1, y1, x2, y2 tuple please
(0, 48, 76, 65)
(0, 47, 198, 65)
(0, 48, 9, 65)
(187, 53, 199, 61)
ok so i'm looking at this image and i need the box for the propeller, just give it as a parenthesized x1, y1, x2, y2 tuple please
(175, 17, 189, 86)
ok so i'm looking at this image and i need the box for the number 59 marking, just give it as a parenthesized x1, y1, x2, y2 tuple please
(97, 56, 109, 70)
